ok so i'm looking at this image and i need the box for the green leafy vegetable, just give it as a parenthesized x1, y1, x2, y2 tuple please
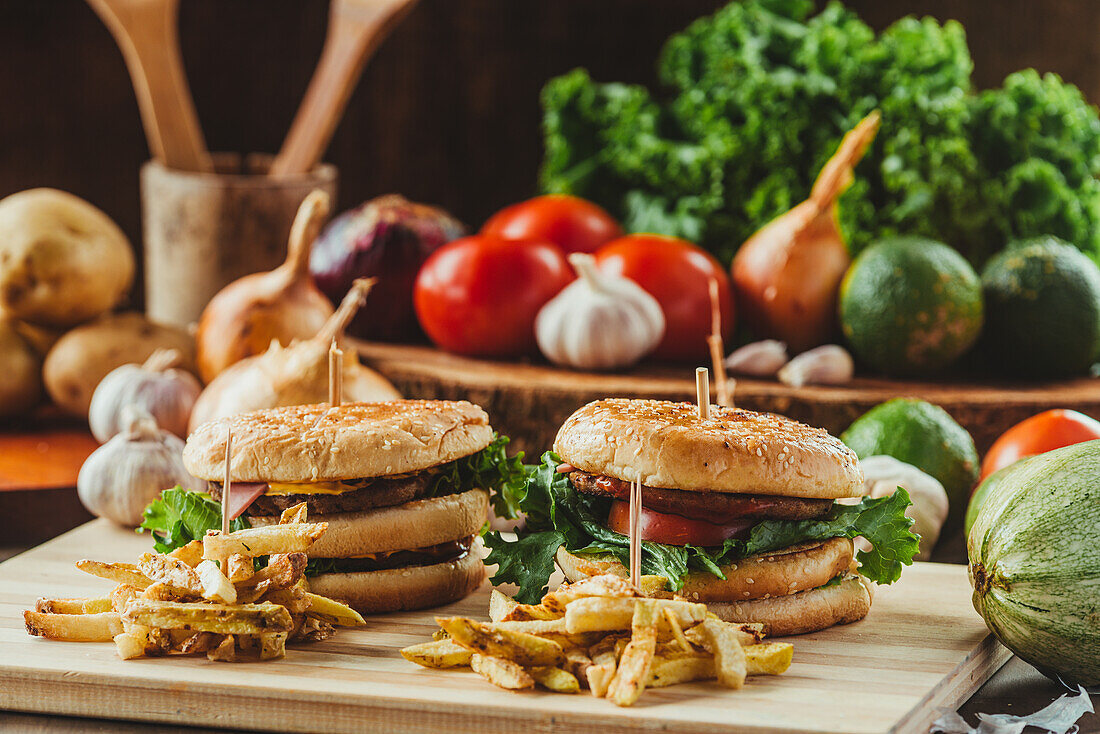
(540, 0, 1100, 267)
(429, 433, 528, 518)
(485, 452, 919, 604)
(139, 486, 249, 554)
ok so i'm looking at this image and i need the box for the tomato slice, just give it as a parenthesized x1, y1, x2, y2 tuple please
(606, 500, 754, 547)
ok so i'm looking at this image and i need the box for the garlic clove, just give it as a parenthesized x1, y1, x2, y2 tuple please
(725, 340, 789, 377)
(777, 344, 854, 387)
(89, 348, 202, 442)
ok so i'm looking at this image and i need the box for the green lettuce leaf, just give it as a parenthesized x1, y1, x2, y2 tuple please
(486, 453, 919, 604)
(430, 433, 528, 519)
(139, 486, 249, 554)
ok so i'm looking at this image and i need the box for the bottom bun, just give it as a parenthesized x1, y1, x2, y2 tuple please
(555, 538, 854, 602)
(703, 575, 873, 636)
(307, 549, 485, 613)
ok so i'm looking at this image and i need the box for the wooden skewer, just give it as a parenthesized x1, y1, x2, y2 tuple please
(696, 367, 710, 421)
(629, 476, 642, 593)
(707, 278, 733, 408)
(329, 339, 343, 407)
(221, 428, 233, 535)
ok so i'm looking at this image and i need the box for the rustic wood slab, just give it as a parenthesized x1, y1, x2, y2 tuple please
(355, 341, 1100, 458)
(0, 520, 1009, 734)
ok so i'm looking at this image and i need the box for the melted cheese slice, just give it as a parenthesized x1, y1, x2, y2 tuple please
(264, 481, 359, 496)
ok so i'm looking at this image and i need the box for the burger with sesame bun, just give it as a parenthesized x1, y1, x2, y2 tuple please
(183, 400, 525, 613)
(484, 399, 919, 636)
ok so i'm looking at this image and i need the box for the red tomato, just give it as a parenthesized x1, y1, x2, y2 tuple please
(414, 234, 572, 357)
(978, 409, 1100, 485)
(595, 235, 734, 361)
(607, 500, 752, 547)
(481, 195, 623, 254)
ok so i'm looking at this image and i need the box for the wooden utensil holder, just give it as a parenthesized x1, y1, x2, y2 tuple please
(140, 153, 337, 327)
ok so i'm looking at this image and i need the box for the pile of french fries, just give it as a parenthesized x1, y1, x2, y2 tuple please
(402, 574, 793, 706)
(24, 502, 365, 662)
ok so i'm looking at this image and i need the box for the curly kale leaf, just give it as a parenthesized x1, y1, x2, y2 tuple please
(430, 433, 528, 519)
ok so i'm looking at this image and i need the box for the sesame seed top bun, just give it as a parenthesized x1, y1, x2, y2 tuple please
(184, 400, 493, 482)
(554, 398, 864, 499)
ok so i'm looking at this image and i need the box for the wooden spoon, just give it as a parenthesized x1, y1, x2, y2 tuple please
(86, 0, 212, 172)
(269, 0, 419, 177)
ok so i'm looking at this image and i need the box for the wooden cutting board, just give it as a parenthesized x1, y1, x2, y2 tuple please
(355, 340, 1100, 458)
(0, 520, 1009, 734)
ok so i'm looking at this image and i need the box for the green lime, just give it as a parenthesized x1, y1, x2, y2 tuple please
(839, 237, 983, 376)
(842, 398, 979, 531)
(980, 236, 1100, 378)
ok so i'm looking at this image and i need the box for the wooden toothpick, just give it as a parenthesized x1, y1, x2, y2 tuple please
(329, 338, 343, 407)
(629, 475, 642, 593)
(707, 278, 733, 408)
(696, 367, 711, 421)
(221, 427, 233, 535)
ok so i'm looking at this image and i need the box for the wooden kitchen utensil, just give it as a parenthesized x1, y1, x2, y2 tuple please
(86, 0, 211, 172)
(269, 0, 419, 177)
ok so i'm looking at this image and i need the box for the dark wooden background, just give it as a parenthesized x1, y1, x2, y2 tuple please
(1, 0, 1097, 304)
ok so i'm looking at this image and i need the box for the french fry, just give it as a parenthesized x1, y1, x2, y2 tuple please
(297, 616, 336, 642)
(167, 540, 204, 568)
(207, 634, 236, 662)
(401, 639, 474, 669)
(226, 554, 255, 585)
(110, 584, 140, 612)
(259, 632, 287, 660)
(661, 607, 693, 653)
(123, 600, 293, 635)
(236, 553, 307, 590)
(488, 588, 519, 622)
(647, 654, 714, 688)
(543, 574, 635, 609)
(530, 666, 580, 693)
(565, 597, 706, 634)
(113, 632, 147, 660)
(437, 617, 565, 667)
(303, 593, 365, 627)
(606, 600, 659, 707)
(263, 587, 311, 614)
(24, 611, 123, 642)
(196, 560, 237, 604)
(35, 597, 112, 614)
(75, 560, 151, 590)
(138, 553, 204, 597)
(500, 601, 562, 622)
(470, 653, 533, 691)
(278, 502, 309, 525)
(202, 523, 327, 561)
(487, 619, 567, 636)
(179, 631, 221, 655)
(563, 647, 593, 686)
(744, 642, 794, 675)
(586, 645, 617, 698)
(141, 582, 186, 602)
(696, 618, 747, 689)
(686, 619, 762, 649)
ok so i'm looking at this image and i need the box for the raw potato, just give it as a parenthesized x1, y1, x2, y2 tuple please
(0, 316, 42, 416)
(43, 313, 196, 416)
(0, 189, 134, 327)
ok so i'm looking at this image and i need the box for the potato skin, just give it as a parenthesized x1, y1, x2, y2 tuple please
(43, 313, 196, 416)
(0, 317, 42, 417)
(0, 188, 134, 327)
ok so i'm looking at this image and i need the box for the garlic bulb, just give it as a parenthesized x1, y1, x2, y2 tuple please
(725, 340, 789, 377)
(89, 349, 201, 441)
(850, 455, 949, 561)
(78, 406, 202, 526)
(777, 344, 854, 387)
(536, 253, 664, 370)
(188, 278, 400, 431)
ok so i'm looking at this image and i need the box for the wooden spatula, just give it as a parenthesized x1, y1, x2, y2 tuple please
(87, 0, 212, 172)
(269, 0, 419, 177)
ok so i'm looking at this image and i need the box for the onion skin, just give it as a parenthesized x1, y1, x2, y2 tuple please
(310, 195, 465, 342)
(197, 191, 335, 383)
(732, 112, 880, 353)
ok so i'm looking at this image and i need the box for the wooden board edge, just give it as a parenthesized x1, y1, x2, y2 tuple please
(890, 634, 1012, 734)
